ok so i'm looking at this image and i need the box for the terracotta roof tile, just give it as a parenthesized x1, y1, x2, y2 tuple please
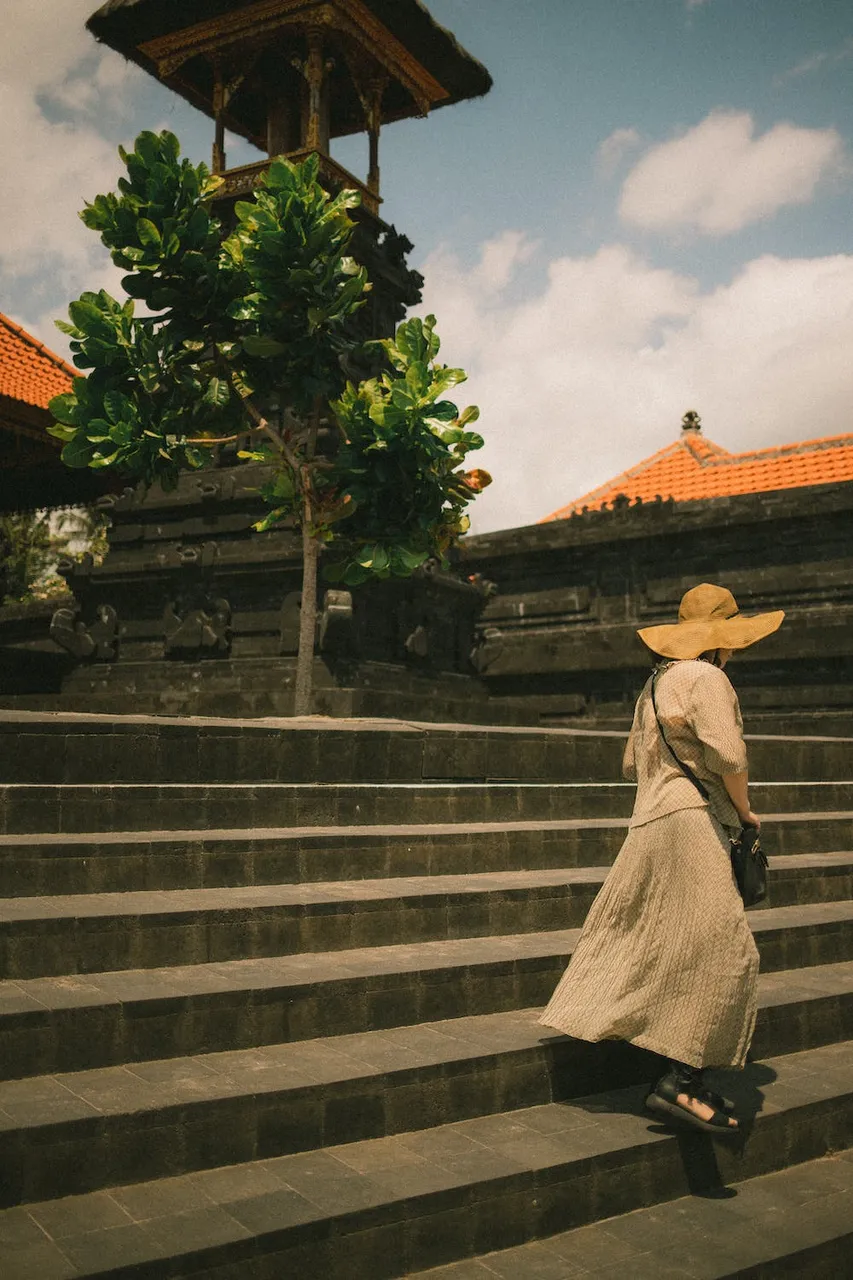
(0, 311, 75, 412)
(542, 424, 853, 521)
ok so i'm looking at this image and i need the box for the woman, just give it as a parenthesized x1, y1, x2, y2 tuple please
(540, 583, 784, 1133)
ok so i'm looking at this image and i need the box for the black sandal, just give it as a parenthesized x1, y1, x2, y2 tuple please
(646, 1067, 738, 1134)
(696, 1082, 736, 1115)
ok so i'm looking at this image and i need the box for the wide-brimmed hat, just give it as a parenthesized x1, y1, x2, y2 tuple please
(637, 583, 784, 660)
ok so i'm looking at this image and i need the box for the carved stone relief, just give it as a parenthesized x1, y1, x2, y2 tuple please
(163, 598, 231, 655)
(50, 603, 119, 661)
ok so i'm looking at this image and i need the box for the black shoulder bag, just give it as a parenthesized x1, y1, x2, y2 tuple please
(650, 669, 768, 908)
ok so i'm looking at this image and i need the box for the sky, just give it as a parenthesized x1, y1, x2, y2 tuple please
(2, 0, 852, 532)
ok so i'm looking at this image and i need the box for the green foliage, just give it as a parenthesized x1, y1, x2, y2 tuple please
(50, 131, 489, 590)
(318, 314, 490, 585)
(51, 133, 368, 490)
(0, 513, 54, 602)
(222, 154, 369, 417)
(0, 508, 108, 604)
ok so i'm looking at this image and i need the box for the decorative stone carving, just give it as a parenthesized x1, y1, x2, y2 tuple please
(50, 603, 118, 661)
(319, 590, 354, 655)
(95, 486, 139, 514)
(469, 625, 502, 674)
(404, 624, 429, 659)
(163, 598, 231, 655)
(195, 475, 237, 503)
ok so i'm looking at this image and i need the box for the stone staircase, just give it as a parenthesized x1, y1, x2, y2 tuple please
(0, 711, 852, 1279)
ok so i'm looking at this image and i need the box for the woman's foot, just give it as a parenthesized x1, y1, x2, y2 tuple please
(646, 1066, 739, 1133)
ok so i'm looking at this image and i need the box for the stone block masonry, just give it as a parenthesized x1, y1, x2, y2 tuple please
(0, 711, 851, 1276)
(461, 479, 853, 734)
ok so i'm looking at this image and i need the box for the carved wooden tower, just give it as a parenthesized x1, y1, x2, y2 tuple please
(87, 0, 492, 344)
(40, 0, 496, 721)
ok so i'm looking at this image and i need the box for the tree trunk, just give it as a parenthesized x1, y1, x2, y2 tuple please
(293, 523, 319, 716)
(293, 401, 322, 717)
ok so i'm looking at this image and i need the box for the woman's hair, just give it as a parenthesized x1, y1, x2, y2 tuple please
(699, 648, 724, 668)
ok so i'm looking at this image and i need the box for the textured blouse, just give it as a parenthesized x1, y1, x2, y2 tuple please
(622, 659, 748, 832)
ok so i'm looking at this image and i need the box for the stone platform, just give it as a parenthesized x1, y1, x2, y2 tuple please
(0, 712, 851, 1277)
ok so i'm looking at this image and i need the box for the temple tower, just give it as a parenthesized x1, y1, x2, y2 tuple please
(87, 0, 492, 343)
(29, 1, 496, 720)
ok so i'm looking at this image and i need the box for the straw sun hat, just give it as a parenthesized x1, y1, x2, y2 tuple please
(637, 583, 784, 661)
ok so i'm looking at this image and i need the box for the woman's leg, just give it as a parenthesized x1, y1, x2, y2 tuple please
(648, 1059, 738, 1130)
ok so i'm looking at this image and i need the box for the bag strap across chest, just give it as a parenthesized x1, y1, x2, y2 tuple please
(650, 668, 710, 802)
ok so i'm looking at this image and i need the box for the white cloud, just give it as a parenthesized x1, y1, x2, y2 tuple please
(596, 127, 642, 179)
(0, 1, 146, 340)
(619, 110, 845, 237)
(418, 236, 853, 533)
(777, 37, 853, 84)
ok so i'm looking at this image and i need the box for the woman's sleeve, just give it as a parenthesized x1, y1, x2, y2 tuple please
(622, 700, 641, 780)
(689, 666, 748, 775)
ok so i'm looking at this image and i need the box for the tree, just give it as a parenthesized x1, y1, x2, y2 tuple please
(0, 508, 108, 605)
(49, 131, 490, 714)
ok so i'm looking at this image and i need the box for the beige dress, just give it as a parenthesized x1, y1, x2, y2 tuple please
(539, 659, 759, 1069)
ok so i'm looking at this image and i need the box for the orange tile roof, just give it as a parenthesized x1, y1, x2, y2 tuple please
(0, 311, 75, 412)
(541, 417, 853, 521)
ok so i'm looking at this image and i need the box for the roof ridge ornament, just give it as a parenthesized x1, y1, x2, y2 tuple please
(681, 409, 702, 434)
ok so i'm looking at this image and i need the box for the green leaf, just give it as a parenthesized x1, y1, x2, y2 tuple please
(68, 299, 109, 334)
(47, 423, 76, 442)
(390, 385, 415, 410)
(241, 334, 287, 357)
(137, 218, 162, 248)
(203, 377, 230, 408)
(405, 360, 428, 395)
(342, 562, 370, 586)
(49, 393, 81, 426)
(424, 400, 457, 422)
(103, 391, 132, 424)
(61, 435, 97, 468)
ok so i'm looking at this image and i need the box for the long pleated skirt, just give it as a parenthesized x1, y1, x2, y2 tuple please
(539, 806, 759, 1068)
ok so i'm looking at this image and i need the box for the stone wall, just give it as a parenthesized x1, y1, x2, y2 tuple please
(0, 463, 505, 723)
(460, 480, 853, 733)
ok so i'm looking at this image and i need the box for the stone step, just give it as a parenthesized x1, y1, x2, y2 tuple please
(0, 1040, 850, 1274)
(2, 814, 851, 898)
(1, 712, 627, 787)
(3, 869, 853, 982)
(411, 1152, 853, 1280)
(3, 710, 850, 787)
(0, 984, 851, 1211)
(2, 780, 851, 836)
(1, 891, 851, 1077)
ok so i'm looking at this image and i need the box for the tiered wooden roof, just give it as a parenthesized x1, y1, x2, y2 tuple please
(0, 313, 105, 512)
(87, 0, 492, 147)
(541, 412, 853, 522)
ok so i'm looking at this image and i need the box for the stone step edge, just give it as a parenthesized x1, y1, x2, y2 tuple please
(3, 910, 852, 1023)
(2, 963, 852, 1130)
(3, 780, 849, 791)
(408, 1153, 853, 1280)
(2, 811, 851, 848)
(0, 709, 631, 736)
(3, 883, 853, 930)
(3, 706, 852, 744)
(3, 859, 853, 923)
(1, 1040, 850, 1278)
